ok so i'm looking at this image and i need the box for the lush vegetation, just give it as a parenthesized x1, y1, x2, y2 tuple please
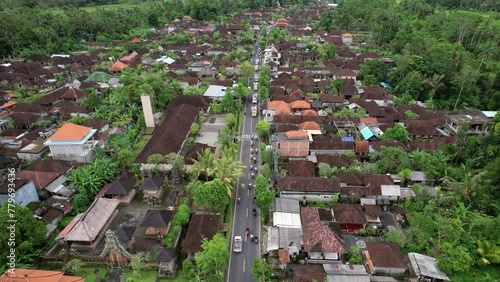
(316, 0, 500, 111)
(0, 0, 307, 57)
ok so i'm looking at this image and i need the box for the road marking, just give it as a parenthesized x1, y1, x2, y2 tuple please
(246, 208, 248, 218)
(247, 189, 250, 197)
(241, 134, 252, 139)
(243, 259, 246, 273)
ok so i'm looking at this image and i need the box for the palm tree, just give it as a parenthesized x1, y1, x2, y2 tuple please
(213, 155, 245, 198)
(477, 240, 500, 265)
(190, 148, 215, 181)
(444, 165, 487, 205)
(421, 74, 444, 102)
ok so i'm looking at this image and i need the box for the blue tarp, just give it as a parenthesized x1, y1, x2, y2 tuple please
(380, 82, 391, 88)
(342, 136, 355, 142)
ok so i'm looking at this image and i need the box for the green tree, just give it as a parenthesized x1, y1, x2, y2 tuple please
(437, 242, 473, 273)
(385, 229, 406, 248)
(213, 154, 245, 198)
(347, 246, 362, 264)
(193, 179, 230, 211)
(359, 59, 389, 83)
(452, 64, 480, 110)
(194, 233, 230, 282)
(398, 168, 412, 187)
(251, 258, 272, 282)
(421, 74, 444, 100)
(477, 240, 500, 265)
(255, 120, 270, 141)
(381, 124, 410, 143)
(62, 259, 83, 275)
(318, 162, 332, 177)
(376, 147, 410, 174)
(238, 61, 255, 82)
(190, 148, 215, 182)
(404, 110, 419, 119)
(0, 203, 47, 267)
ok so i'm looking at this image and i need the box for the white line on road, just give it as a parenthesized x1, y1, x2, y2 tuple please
(246, 208, 248, 218)
(243, 259, 246, 273)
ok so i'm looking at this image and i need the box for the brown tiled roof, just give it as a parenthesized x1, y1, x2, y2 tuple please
(105, 178, 135, 195)
(13, 103, 47, 114)
(366, 242, 408, 270)
(274, 124, 299, 132)
(135, 104, 199, 163)
(60, 88, 86, 100)
(16, 170, 60, 190)
(0, 179, 29, 194)
(316, 154, 354, 168)
(318, 93, 343, 103)
(8, 112, 40, 126)
(289, 160, 316, 177)
(332, 204, 368, 225)
(181, 213, 220, 254)
(362, 174, 394, 195)
(301, 207, 346, 254)
(407, 142, 438, 152)
(310, 135, 354, 150)
(82, 118, 109, 131)
(363, 204, 383, 217)
(139, 175, 163, 191)
(0, 128, 26, 137)
(334, 68, 356, 77)
(165, 95, 210, 112)
(141, 210, 174, 228)
(56, 100, 91, 114)
(25, 159, 76, 174)
(278, 177, 340, 193)
(336, 172, 364, 186)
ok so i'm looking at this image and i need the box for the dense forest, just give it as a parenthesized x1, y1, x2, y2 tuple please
(317, 0, 500, 111)
(0, 0, 310, 57)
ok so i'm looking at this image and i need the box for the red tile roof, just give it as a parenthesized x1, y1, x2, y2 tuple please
(332, 203, 368, 225)
(298, 121, 320, 131)
(0, 269, 84, 282)
(285, 130, 309, 139)
(301, 207, 346, 253)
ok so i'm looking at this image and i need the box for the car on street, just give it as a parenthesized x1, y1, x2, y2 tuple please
(233, 236, 242, 253)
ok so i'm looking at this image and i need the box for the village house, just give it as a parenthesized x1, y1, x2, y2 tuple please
(44, 123, 99, 163)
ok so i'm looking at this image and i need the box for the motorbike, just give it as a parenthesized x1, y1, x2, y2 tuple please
(253, 208, 257, 216)
(254, 236, 259, 244)
(237, 198, 241, 204)
(251, 173, 255, 179)
(248, 183, 253, 189)
(246, 228, 250, 237)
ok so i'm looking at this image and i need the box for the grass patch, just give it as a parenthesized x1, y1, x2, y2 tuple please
(449, 265, 500, 282)
(75, 267, 191, 282)
(132, 134, 151, 156)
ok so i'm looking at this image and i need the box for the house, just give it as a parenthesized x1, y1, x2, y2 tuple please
(363, 204, 383, 227)
(293, 265, 326, 282)
(43, 195, 72, 215)
(61, 198, 120, 252)
(16, 139, 49, 161)
(181, 212, 220, 259)
(333, 69, 356, 81)
(274, 131, 310, 157)
(0, 179, 39, 207)
(139, 175, 164, 204)
(301, 207, 346, 261)
(108, 60, 128, 72)
(82, 118, 110, 133)
(444, 109, 492, 135)
(323, 264, 370, 282)
(342, 33, 353, 44)
(278, 177, 341, 202)
(289, 160, 316, 177)
(203, 85, 227, 100)
(141, 210, 174, 240)
(364, 242, 409, 275)
(115, 225, 137, 250)
(44, 123, 98, 163)
(156, 247, 177, 278)
(332, 203, 368, 233)
(103, 178, 136, 204)
(0, 268, 84, 281)
(408, 252, 450, 282)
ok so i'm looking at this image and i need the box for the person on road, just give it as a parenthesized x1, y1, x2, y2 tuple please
(237, 198, 241, 204)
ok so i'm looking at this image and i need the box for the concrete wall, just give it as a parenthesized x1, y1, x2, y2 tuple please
(141, 95, 155, 128)
(0, 180, 39, 207)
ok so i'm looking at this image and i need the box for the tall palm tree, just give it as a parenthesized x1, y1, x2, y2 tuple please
(190, 148, 215, 181)
(213, 155, 245, 198)
(477, 240, 500, 265)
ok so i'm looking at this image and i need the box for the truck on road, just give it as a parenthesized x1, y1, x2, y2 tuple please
(251, 106, 257, 117)
(233, 236, 242, 253)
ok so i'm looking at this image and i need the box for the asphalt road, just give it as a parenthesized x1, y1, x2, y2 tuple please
(227, 28, 264, 282)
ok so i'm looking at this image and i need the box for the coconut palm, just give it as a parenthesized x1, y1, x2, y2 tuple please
(213, 155, 245, 198)
(444, 165, 487, 205)
(477, 240, 500, 265)
(421, 73, 444, 101)
(191, 148, 215, 181)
